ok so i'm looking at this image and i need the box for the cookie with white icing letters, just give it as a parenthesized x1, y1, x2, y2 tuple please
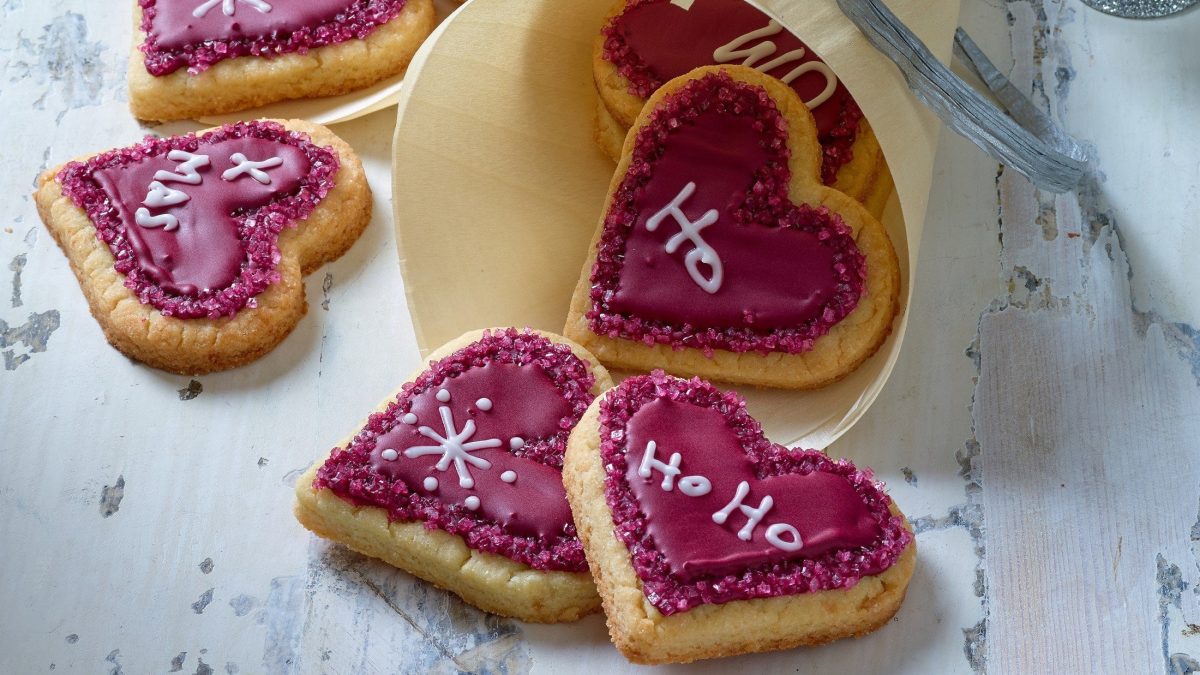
(563, 371, 915, 664)
(34, 119, 371, 374)
(594, 0, 889, 211)
(566, 65, 901, 390)
(129, 0, 437, 121)
(295, 328, 614, 623)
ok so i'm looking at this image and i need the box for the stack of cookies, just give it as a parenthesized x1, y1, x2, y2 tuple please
(593, 0, 895, 219)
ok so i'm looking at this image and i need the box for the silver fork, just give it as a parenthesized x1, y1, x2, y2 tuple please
(836, 0, 1090, 193)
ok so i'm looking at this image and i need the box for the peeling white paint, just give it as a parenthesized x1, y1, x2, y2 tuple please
(2, 0, 1199, 672)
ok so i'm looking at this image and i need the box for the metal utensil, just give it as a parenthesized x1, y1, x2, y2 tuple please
(1080, 0, 1199, 19)
(836, 0, 1090, 193)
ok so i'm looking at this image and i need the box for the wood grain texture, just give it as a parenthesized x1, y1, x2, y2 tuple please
(2, 0, 1199, 673)
(975, 3, 1200, 672)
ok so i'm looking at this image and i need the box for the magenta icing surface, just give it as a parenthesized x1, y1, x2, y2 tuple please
(626, 398, 881, 579)
(600, 371, 911, 615)
(602, 0, 864, 184)
(315, 329, 598, 573)
(588, 72, 866, 355)
(139, 0, 407, 76)
(93, 138, 309, 296)
(56, 120, 338, 319)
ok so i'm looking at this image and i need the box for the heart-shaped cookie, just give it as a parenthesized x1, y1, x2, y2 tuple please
(564, 371, 915, 663)
(129, 0, 436, 121)
(35, 119, 371, 374)
(593, 0, 889, 210)
(566, 66, 900, 389)
(296, 328, 614, 623)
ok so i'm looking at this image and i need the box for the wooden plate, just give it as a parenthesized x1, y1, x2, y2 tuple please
(391, 0, 946, 448)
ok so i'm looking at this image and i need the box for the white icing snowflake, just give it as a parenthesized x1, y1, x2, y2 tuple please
(193, 0, 273, 19)
(403, 390, 502, 489)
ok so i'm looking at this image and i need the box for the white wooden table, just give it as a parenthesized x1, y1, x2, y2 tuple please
(3, 1, 1199, 672)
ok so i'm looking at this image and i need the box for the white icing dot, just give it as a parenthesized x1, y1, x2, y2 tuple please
(423, 476, 439, 491)
(464, 496, 481, 511)
(402, 413, 418, 425)
(500, 470, 517, 483)
(509, 437, 525, 450)
(380, 448, 399, 461)
(436, 389, 451, 403)
(475, 398, 493, 411)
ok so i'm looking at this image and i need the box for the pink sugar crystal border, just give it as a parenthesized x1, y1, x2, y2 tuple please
(56, 120, 339, 320)
(314, 329, 597, 573)
(139, 0, 407, 76)
(588, 72, 868, 355)
(600, 371, 912, 616)
(600, 0, 864, 185)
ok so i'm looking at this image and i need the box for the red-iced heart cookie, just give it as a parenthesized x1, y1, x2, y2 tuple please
(139, 0, 407, 76)
(563, 371, 915, 663)
(61, 121, 335, 317)
(35, 119, 371, 374)
(566, 66, 900, 389)
(593, 0, 887, 204)
(130, 0, 436, 121)
(296, 329, 614, 623)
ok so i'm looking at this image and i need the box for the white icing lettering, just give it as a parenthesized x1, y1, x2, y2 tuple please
(500, 470, 517, 483)
(222, 153, 284, 185)
(135, 153, 211, 232)
(380, 448, 398, 461)
(765, 522, 804, 551)
(142, 181, 190, 209)
(713, 20, 839, 110)
(509, 437, 525, 450)
(475, 398, 493, 411)
(403, 400, 501, 489)
(677, 474, 712, 497)
(464, 495, 481, 511)
(436, 388, 451, 403)
(646, 181, 723, 294)
(193, 0, 272, 19)
(637, 440, 711, 495)
(712, 480, 774, 541)
(135, 208, 179, 231)
(779, 61, 838, 109)
(638, 440, 682, 490)
(154, 150, 211, 185)
(634, 442, 798, 548)
(713, 21, 784, 69)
